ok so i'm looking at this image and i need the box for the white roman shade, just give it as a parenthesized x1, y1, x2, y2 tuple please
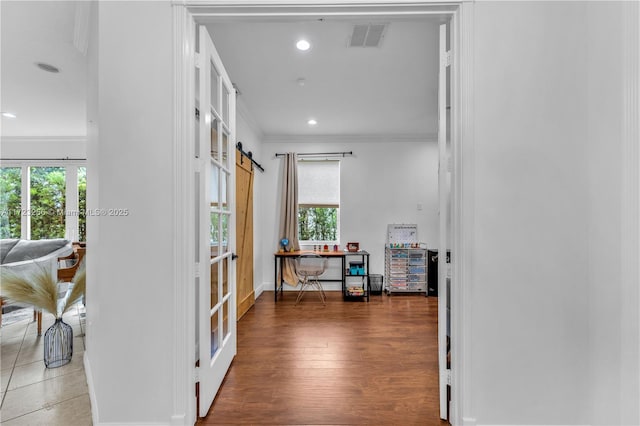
(297, 160, 340, 207)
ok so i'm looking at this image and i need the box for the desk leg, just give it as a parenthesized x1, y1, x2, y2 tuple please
(366, 254, 370, 302)
(275, 257, 284, 302)
(341, 256, 346, 297)
(280, 257, 285, 299)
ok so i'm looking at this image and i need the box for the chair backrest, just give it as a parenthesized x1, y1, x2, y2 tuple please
(294, 254, 328, 276)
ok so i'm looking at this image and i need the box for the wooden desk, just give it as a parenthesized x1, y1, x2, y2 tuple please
(273, 250, 370, 302)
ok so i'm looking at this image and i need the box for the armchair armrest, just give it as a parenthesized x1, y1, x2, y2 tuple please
(57, 249, 85, 283)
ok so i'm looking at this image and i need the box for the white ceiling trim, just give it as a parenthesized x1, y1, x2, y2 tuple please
(0, 136, 87, 161)
(262, 133, 437, 143)
(187, 1, 460, 22)
(1, 136, 87, 144)
(236, 96, 265, 140)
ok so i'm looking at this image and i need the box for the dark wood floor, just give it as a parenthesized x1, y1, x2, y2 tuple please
(198, 290, 446, 425)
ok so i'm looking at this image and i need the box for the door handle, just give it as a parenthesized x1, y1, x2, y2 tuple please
(232, 253, 238, 260)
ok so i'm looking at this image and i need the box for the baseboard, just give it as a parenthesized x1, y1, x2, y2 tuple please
(270, 282, 343, 292)
(261, 282, 346, 296)
(471, 421, 590, 426)
(238, 291, 255, 319)
(84, 351, 99, 426)
(170, 414, 186, 426)
(254, 283, 264, 299)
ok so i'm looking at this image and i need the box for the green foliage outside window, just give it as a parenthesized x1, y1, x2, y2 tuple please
(78, 167, 87, 241)
(30, 167, 66, 240)
(0, 168, 22, 238)
(0, 166, 87, 241)
(210, 211, 229, 247)
(298, 207, 337, 241)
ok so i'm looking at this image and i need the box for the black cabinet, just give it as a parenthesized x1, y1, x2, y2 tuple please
(427, 249, 450, 297)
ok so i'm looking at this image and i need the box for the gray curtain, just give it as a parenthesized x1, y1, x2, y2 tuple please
(278, 153, 300, 286)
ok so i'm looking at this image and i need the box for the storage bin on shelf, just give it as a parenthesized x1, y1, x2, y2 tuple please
(349, 261, 365, 275)
(346, 286, 365, 296)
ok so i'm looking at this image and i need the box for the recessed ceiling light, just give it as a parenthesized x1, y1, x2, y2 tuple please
(296, 39, 311, 51)
(307, 119, 317, 126)
(1, 112, 17, 119)
(35, 62, 60, 73)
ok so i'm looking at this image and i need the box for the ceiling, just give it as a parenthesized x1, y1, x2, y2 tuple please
(1, 1, 88, 138)
(207, 18, 441, 139)
(0, 2, 443, 140)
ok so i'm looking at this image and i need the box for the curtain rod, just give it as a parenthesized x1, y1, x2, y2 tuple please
(275, 151, 353, 158)
(236, 142, 265, 172)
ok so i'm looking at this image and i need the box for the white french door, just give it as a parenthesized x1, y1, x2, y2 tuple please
(438, 22, 452, 421)
(197, 25, 237, 418)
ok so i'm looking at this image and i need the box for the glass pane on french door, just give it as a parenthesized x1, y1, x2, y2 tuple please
(210, 117, 219, 160)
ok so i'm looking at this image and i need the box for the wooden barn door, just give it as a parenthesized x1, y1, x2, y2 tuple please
(236, 150, 254, 319)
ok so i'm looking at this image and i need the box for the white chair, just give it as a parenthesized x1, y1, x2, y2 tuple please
(294, 254, 328, 305)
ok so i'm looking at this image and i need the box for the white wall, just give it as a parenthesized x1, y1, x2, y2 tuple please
(586, 3, 622, 423)
(236, 101, 265, 298)
(469, 2, 590, 424)
(259, 138, 438, 290)
(465, 1, 639, 425)
(85, 2, 175, 424)
(586, 2, 639, 424)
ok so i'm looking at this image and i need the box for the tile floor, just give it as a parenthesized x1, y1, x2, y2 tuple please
(0, 304, 92, 425)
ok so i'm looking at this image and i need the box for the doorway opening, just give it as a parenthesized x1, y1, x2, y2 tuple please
(176, 3, 465, 424)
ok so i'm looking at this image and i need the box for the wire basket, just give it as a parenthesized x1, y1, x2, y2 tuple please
(369, 274, 383, 295)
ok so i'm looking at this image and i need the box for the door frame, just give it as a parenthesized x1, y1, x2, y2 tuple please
(172, 2, 475, 425)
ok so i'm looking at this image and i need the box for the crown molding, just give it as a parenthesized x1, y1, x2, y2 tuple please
(0, 136, 87, 161)
(262, 133, 437, 144)
(236, 96, 265, 140)
(0, 136, 87, 144)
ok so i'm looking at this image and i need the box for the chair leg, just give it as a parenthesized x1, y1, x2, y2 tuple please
(37, 310, 42, 336)
(312, 277, 326, 304)
(295, 277, 308, 305)
(295, 274, 326, 305)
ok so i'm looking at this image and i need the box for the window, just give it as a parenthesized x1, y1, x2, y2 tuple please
(0, 167, 22, 238)
(0, 164, 87, 241)
(78, 167, 87, 242)
(297, 160, 340, 243)
(30, 166, 66, 239)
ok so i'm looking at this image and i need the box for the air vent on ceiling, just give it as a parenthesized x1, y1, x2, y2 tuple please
(348, 23, 387, 48)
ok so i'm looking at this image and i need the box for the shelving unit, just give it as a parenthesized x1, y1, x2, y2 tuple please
(343, 251, 370, 301)
(384, 224, 427, 295)
(385, 247, 427, 294)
